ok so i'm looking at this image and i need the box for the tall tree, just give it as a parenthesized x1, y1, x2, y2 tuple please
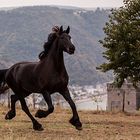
(98, 0, 140, 87)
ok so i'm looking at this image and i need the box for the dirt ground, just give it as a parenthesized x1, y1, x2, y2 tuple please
(0, 106, 140, 140)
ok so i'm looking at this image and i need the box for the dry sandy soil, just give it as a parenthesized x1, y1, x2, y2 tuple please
(0, 106, 140, 140)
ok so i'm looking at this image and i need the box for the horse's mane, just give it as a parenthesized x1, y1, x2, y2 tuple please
(38, 50, 48, 60)
(38, 30, 68, 60)
(38, 33, 58, 60)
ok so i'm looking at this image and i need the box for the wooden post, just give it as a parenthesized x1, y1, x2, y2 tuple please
(32, 94, 36, 109)
(122, 90, 125, 112)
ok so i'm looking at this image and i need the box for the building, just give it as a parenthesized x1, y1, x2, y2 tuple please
(107, 80, 140, 112)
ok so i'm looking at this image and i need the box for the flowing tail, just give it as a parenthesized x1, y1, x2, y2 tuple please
(0, 69, 9, 94)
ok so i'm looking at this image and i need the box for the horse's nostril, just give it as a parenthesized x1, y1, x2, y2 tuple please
(70, 46, 75, 51)
(70, 48, 75, 52)
(68, 47, 75, 54)
(72, 45, 75, 49)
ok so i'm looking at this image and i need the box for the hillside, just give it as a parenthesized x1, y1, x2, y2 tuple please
(0, 6, 112, 86)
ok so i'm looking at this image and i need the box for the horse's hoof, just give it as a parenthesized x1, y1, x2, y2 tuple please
(5, 111, 16, 120)
(33, 123, 44, 131)
(5, 114, 9, 120)
(35, 110, 46, 118)
(76, 126, 83, 130)
(69, 117, 82, 130)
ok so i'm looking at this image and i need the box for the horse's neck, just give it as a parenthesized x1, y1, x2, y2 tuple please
(44, 39, 66, 73)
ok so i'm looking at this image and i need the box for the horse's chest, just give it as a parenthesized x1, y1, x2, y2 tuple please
(46, 75, 68, 92)
(52, 76, 68, 87)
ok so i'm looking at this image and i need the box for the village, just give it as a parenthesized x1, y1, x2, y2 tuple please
(1, 80, 140, 113)
(0, 83, 107, 110)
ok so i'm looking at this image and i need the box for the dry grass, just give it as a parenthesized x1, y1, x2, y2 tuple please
(0, 106, 140, 140)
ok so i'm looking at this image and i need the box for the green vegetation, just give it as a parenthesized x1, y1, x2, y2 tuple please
(98, 0, 140, 87)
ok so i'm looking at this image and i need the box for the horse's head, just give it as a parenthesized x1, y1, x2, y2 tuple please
(57, 26, 75, 55)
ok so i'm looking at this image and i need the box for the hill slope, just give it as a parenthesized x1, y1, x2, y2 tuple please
(0, 6, 112, 85)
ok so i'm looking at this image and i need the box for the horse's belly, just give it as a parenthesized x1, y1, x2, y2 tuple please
(44, 78, 68, 93)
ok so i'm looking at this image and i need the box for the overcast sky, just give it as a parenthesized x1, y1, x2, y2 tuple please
(0, 0, 124, 8)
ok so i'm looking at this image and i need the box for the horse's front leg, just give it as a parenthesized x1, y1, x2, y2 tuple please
(60, 87, 82, 130)
(35, 91, 54, 118)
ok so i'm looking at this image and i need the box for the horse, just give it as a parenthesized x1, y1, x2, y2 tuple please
(0, 26, 82, 131)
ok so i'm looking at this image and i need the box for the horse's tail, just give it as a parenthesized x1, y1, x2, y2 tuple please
(0, 69, 9, 94)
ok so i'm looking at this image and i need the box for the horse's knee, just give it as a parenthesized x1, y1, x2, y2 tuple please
(48, 106, 54, 113)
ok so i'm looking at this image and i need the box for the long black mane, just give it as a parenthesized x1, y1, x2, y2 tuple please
(39, 30, 68, 60)
(38, 32, 57, 60)
(38, 50, 48, 60)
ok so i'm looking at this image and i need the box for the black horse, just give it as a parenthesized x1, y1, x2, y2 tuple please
(0, 26, 82, 131)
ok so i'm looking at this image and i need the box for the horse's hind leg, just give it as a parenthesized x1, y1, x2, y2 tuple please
(5, 92, 29, 120)
(60, 88, 82, 130)
(5, 94, 18, 120)
(35, 91, 54, 118)
(7, 88, 43, 131)
(19, 94, 44, 131)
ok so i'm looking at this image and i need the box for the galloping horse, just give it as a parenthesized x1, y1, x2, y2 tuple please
(0, 26, 82, 131)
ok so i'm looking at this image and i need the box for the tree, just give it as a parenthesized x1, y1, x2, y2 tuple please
(98, 0, 140, 87)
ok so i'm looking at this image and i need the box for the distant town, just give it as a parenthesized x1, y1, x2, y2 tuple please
(0, 83, 108, 111)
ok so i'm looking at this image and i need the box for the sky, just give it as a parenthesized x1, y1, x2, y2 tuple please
(0, 0, 124, 8)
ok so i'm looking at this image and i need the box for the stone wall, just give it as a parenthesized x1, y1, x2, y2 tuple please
(107, 81, 139, 112)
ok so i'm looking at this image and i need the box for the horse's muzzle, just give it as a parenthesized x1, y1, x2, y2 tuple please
(68, 45, 75, 54)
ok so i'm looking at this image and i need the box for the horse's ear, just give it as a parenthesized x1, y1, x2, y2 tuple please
(66, 26, 70, 34)
(59, 26, 63, 33)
